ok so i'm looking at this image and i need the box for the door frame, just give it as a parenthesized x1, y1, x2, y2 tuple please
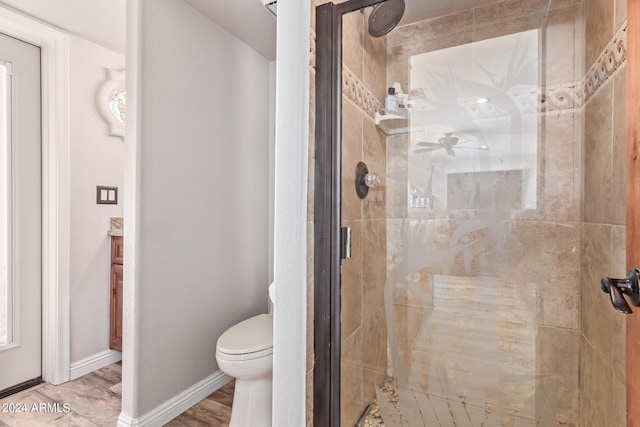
(627, 1, 640, 425)
(313, 1, 387, 426)
(0, 6, 70, 385)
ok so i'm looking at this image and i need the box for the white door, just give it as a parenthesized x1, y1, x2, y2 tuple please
(0, 32, 42, 393)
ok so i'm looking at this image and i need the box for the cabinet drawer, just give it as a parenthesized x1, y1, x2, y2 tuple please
(111, 236, 124, 265)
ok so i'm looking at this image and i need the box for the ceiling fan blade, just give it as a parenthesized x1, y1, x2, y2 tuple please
(413, 147, 442, 154)
(416, 141, 440, 147)
(445, 146, 456, 157)
(455, 146, 491, 150)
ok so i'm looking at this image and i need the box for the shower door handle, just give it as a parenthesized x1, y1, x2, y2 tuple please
(600, 269, 640, 314)
(341, 226, 352, 259)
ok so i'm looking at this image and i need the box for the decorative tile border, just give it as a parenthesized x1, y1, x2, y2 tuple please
(310, 20, 627, 121)
(584, 21, 626, 104)
(542, 83, 585, 114)
(510, 20, 628, 112)
(456, 81, 584, 120)
(343, 66, 383, 118)
(458, 16, 627, 117)
(310, 30, 382, 120)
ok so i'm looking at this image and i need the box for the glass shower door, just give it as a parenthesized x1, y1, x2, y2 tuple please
(338, 2, 584, 426)
(338, 6, 390, 426)
(378, 29, 548, 425)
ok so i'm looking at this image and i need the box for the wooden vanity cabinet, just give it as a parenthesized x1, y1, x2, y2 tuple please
(110, 236, 123, 351)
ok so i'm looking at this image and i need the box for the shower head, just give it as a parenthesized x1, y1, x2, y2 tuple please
(368, 0, 405, 38)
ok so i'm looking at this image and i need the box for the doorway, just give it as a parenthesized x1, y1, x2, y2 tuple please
(0, 5, 71, 388)
(0, 31, 42, 396)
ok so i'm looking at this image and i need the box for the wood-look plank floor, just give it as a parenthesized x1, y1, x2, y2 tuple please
(0, 363, 234, 426)
(166, 382, 234, 427)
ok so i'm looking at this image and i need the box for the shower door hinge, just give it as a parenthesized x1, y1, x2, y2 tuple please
(341, 226, 352, 259)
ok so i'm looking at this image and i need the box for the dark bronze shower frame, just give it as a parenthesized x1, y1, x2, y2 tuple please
(314, 1, 386, 426)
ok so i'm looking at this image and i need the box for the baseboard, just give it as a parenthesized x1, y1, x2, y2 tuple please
(70, 349, 122, 380)
(116, 370, 231, 427)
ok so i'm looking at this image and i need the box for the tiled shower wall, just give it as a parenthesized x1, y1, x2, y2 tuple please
(579, 0, 627, 424)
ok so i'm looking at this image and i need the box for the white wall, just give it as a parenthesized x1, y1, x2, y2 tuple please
(123, 0, 271, 418)
(269, 60, 276, 284)
(69, 35, 125, 363)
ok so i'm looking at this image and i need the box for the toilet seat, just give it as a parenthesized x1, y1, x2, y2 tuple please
(216, 313, 273, 361)
(216, 346, 273, 361)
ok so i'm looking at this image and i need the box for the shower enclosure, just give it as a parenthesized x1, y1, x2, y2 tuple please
(313, 0, 627, 426)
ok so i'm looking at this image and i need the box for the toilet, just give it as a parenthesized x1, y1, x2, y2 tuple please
(215, 286, 274, 427)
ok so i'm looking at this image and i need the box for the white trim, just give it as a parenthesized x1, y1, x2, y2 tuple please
(0, 6, 71, 385)
(69, 349, 122, 380)
(272, 1, 310, 426)
(116, 370, 231, 427)
(121, 0, 141, 420)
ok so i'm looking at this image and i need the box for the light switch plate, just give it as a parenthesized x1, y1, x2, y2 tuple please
(97, 186, 118, 204)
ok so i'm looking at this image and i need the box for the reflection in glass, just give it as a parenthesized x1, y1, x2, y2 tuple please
(380, 30, 544, 424)
(375, 20, 577, 427)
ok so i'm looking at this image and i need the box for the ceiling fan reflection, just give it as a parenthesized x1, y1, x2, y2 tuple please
(413, 133, 490, 157)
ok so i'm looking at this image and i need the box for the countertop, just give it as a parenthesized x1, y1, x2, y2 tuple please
(108, 217, 123, 237)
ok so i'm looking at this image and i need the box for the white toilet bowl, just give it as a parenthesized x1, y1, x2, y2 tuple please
(216, 313, 273, 427)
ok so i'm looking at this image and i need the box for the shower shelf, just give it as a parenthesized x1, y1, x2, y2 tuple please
(374, 109, 422, 136)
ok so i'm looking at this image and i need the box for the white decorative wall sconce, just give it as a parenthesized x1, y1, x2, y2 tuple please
(96, 68, 126, 139)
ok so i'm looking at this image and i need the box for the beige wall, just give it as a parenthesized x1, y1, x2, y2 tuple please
(122, 0, 271, 419)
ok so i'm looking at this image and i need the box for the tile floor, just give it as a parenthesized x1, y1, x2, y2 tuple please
(0, 363, 234, 426)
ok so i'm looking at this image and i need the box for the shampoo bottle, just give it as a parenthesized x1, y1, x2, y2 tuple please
(385, 87, 397, 112)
